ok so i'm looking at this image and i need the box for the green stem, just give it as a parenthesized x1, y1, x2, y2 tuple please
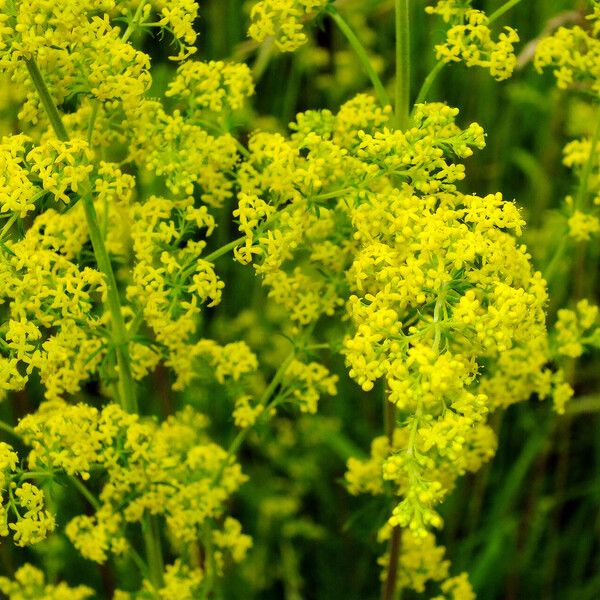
(413, 61, 445, 107)
(383, 526, 402, 600)
(25, 57, 138, 415)
(81, 194, 138, 413)
(382, 386, 402, 600)
(0, 419, 18, 439)
(69, 476, 101, 511)
(544, 110, 600, 282)
(0, 214, 19, 243)
(489, 0, 524, 23)
(212, 351, 295, 487)
(252, 37, 275, 82)
(121, 1, 147, 43)
(143, 514, 165, 590)
(543, 233, 568, 284)
(394, 0, 410, 129)
(201, 523, 220, 600)
(87, 101, 100, 144)
(327, 6, 391, 109)
(25, 60, 69, 141)
(203, 236, 246, 263)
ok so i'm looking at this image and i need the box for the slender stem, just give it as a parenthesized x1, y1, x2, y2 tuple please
(394, 0, 410, 129)
(121, 1, 147, 44)
(382, 386, 402, 600)
(383, 526, 402, 600)
(212, 351, 295, 487)
(25, 57, 138, 415)
(69, 476, 101, 511)
(204, 236, 246, 262)
(327, 6, 391, 109)
(0, 419, 18, 439)
(544, 110, 600, 282)
(142, 514, 165, 589)
(382, 5, 411, 594)
(81, 194, 138, 413)
(201, 523, 220, 600)
(252, 37, 275, 82)
(489, 0, 524, 23)
(0, 214, 19, 243)
(413, 61, 445, 107)
(543, 233, 568, 283)
(25, 60, 69, 141)
(87, 101, 100, 144)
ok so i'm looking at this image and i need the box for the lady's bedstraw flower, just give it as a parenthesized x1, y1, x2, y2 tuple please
(17, 402, 251, 564)
(554, 299, 599, 359)
(0, 134, 40, 217)
(166, 60, 254, 115)
(233, 94, 552, 541)
(0, 564, 93, 599)
(427, 1, 520, 80)
(248, 0, 328, 52)
(534, 4, 600, 96)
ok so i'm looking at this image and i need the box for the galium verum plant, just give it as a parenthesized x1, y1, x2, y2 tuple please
(0, 0, 598, 598)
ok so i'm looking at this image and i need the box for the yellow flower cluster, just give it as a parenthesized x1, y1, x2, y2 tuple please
(0, 442, 55, 547)
(282, 359, 338, 414)
(563, 135, 600, 240)
(115, 560, 204, 599)
(0, 1, 152, 123)
(0, 197, 107, 400)
(248, 0, 328, 52)
(568, 210, 600, 241)
(433, 572, 476, 600)
(554, 299, 599, 358)
(125, 193, 261, 389)
(535, 3, 600, 269)
(16, 401, 249, 563)
(166, 60, 254, 115)
(27, 137, 93, 204)
(377, 525, 475, 599)
(233, 394, 265, 428)
(127, 99, 239, 202)
(154, 0, 199, 59)
(427, 1, 519, 80)
(0, 134, 40, 217)
(535, 4, 600, 96)
(0, 564, 93, 600)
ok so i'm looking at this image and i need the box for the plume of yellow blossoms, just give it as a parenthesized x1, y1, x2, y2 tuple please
(231, 91, 567, 595)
